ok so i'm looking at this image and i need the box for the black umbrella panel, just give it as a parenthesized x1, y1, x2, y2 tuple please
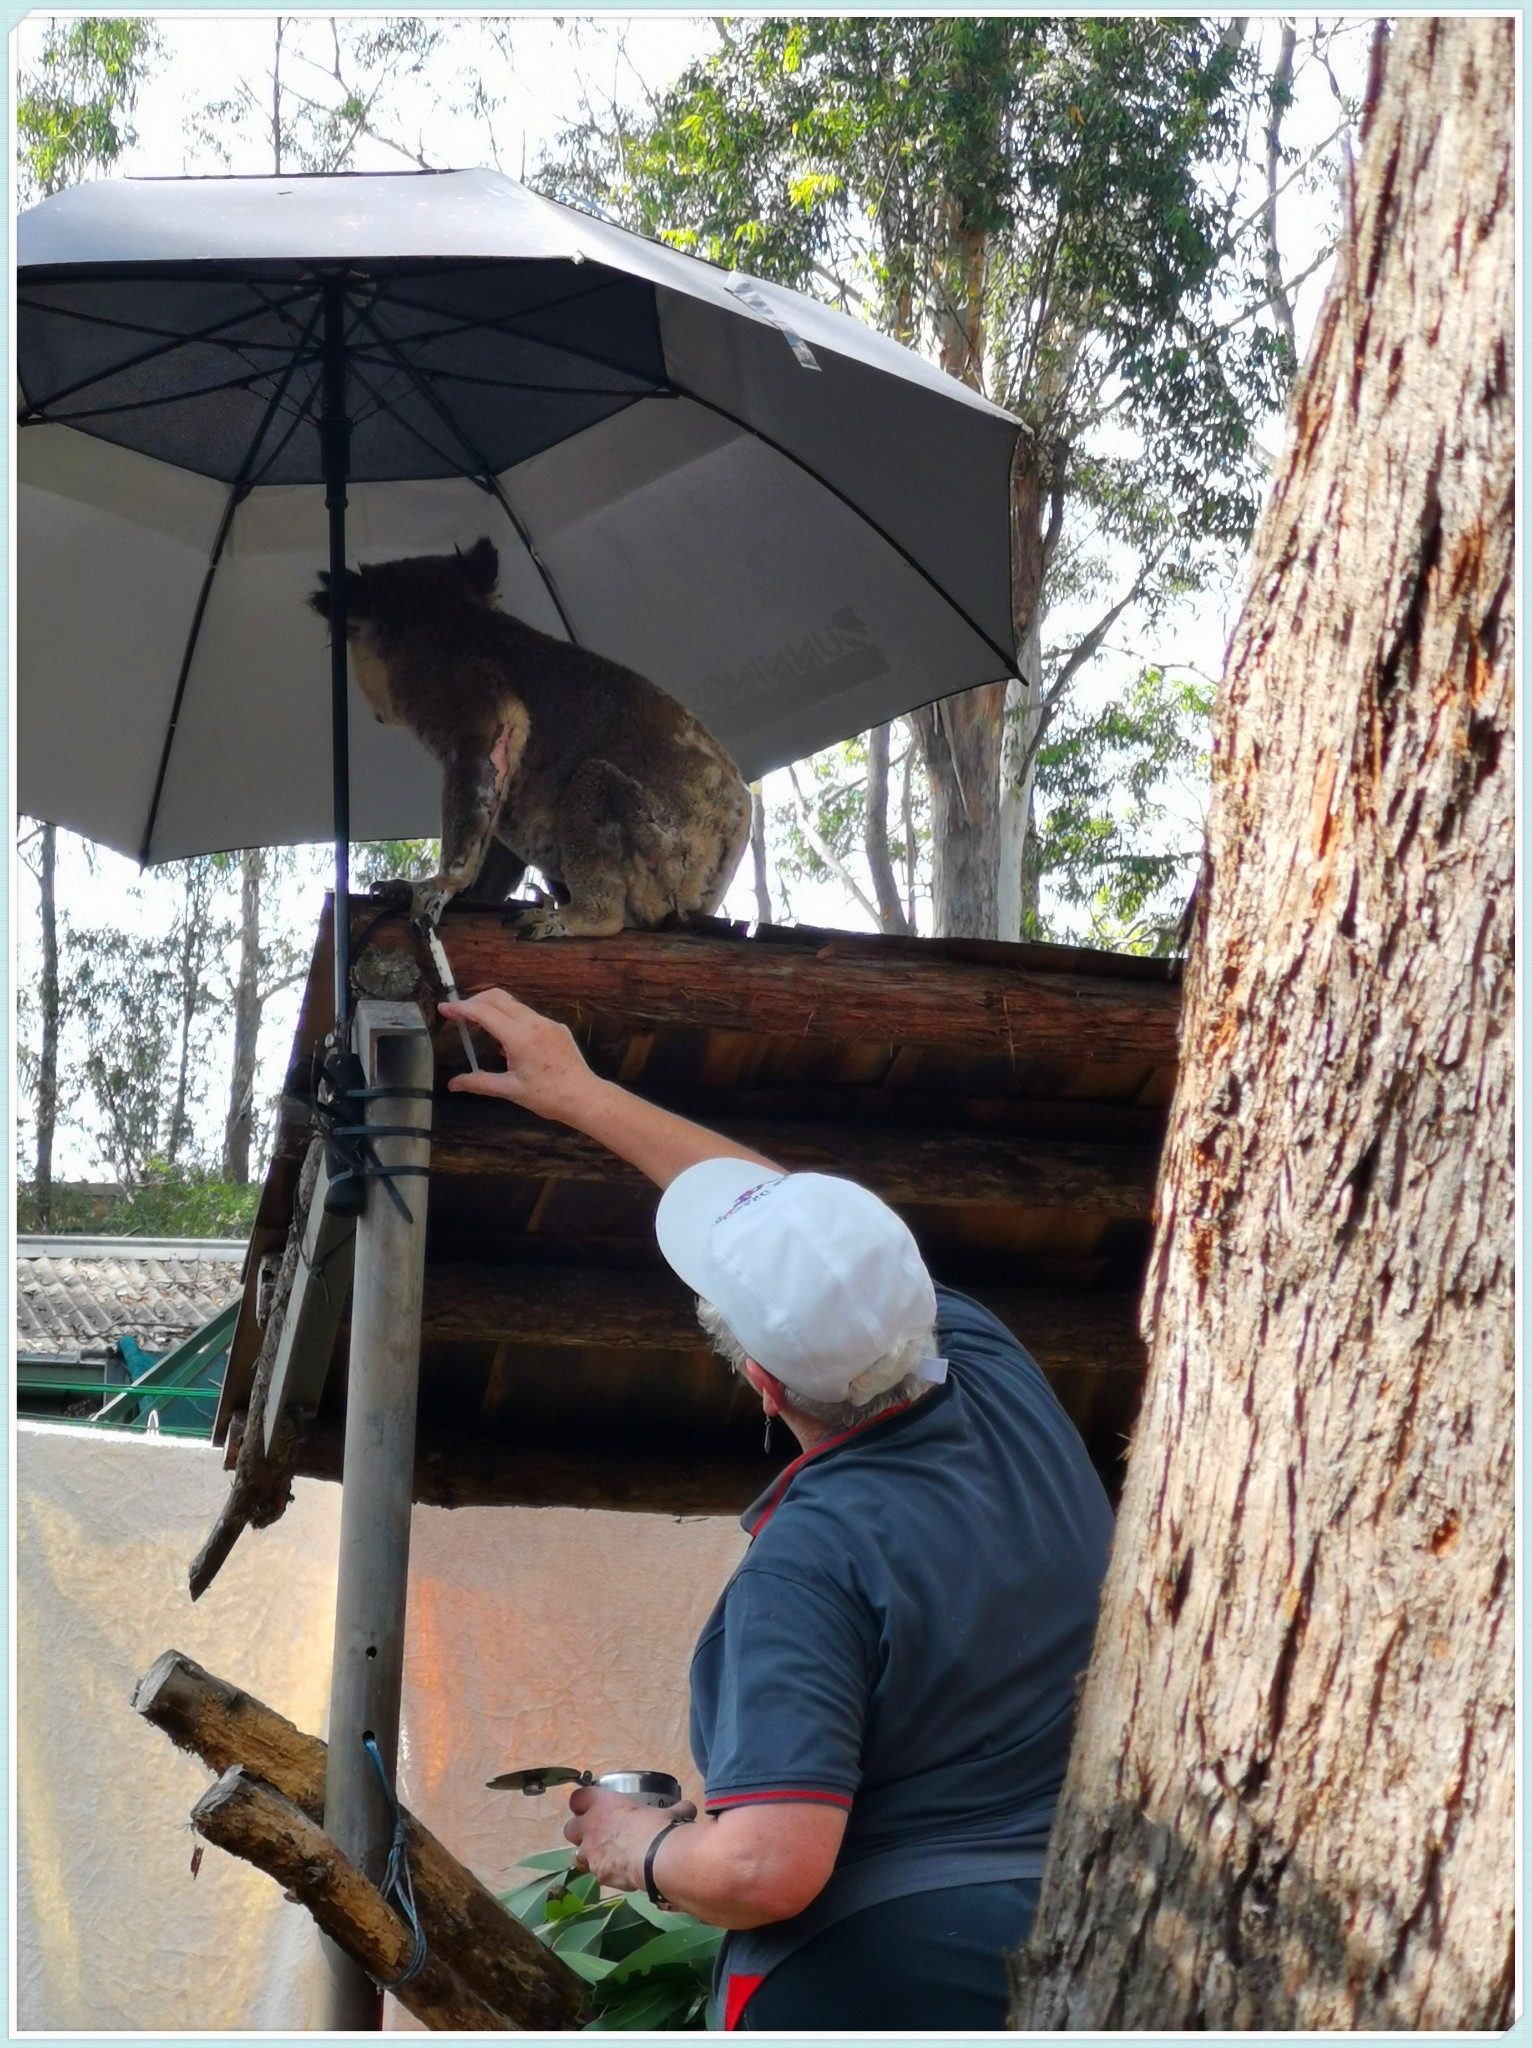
(18, 170, 1023, 1018)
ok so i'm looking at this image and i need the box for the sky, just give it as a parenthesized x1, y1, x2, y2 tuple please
(12, 12, 1376, 1184)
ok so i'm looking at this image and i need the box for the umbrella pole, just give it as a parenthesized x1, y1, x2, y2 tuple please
(322, 276, 353, 1029)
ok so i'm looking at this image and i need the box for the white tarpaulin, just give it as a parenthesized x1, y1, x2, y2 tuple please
(15, 1422, 745, 2032)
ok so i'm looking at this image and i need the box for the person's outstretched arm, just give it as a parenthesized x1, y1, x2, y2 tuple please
(440, 986, 780, 1189)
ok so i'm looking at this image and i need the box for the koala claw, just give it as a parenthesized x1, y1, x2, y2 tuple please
(409, 882, 454, 927)
(511, 908, 571, 941)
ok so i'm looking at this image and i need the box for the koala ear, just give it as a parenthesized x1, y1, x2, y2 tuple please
(457, 536, 500, 597)
(308, 566, 366, 619)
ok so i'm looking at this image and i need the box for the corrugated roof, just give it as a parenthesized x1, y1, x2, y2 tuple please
(16, 1238, 246, 1356)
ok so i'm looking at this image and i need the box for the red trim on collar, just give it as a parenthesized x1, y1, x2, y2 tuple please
(747, 1400, 914, 1537)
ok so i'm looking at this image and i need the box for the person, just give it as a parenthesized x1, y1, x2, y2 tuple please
(442, 985, 1116, 2032)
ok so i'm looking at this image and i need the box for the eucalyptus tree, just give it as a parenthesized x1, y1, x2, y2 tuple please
(541, 17, 1313, 937)
(1014, 17, 1514, 2023)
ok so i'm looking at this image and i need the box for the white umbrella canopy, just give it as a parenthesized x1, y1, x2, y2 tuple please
(17, 167, 1021, 866)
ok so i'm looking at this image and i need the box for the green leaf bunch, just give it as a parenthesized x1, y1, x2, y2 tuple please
(16, 17, 159, 201)
(1026, 663, 1212, 953)
(499, 1848, 722, 2031)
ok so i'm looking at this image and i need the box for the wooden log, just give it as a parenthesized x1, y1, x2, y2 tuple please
(189, 1140, 325, 1600)
(420, 1266, 1147, 1378)
(363, 914, 1182, 1066)
(133, 1650, 586, 2030)
(263, 1144, 355, 1453)
(426, 1096, 1159, 1216)
(291, 1428, 770, 1516)
(190, 1767, 511, 2031)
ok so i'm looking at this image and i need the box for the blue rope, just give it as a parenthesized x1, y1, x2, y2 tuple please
(363, 1734, 428, 1990)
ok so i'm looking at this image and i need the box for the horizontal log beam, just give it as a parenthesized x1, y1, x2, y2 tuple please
(134, 1650, 586, 2029)
(365, 914, 1180, 1066)
(191, 1767, 511, 2031)
(420, 1266, 1145, 1379)
(293, 1428, 769, 1516)
(426, 1098, 1158, 1216)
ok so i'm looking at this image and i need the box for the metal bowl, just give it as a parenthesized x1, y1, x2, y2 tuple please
(591, 1770, 682, 1808)
(486, 1763, 682, 1807)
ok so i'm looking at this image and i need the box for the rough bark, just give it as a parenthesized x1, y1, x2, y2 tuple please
(222, 846, 264, 1183)
(135, 1650, 586, 2030)
(190, 1768, 518, 2031)
(1012, 19, 1514, 2030)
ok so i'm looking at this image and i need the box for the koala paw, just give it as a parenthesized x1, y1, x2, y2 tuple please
(409, 881, 455, 927)
(510, 906, 571, 941)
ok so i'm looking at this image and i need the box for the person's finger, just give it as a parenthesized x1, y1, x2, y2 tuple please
(667, 1800, 699, 1822)
(568, 1785, 596, 1814)
(446, 1069, 516, 1097)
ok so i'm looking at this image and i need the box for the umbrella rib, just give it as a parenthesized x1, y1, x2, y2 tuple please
(139, 295, 326, 864)
(673, 386, 1020, 679)
(17, 282, 321, 418)
(352, 303, 581, 642)
(374, 272, 667, 392)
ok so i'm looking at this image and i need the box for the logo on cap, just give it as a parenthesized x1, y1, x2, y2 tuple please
(715, 1180, 777, 1226)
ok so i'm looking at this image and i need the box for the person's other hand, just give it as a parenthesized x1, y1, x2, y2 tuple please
(440, 987, 591, 1122)
(564, 1785, 698, 1894)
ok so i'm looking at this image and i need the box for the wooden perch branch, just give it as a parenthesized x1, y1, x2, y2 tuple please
(366, 915, 1183, 1066)
(135, 1650, 585, 2031)
(191, 1767, 509, 2031)
(188, 1141, 327, 1600)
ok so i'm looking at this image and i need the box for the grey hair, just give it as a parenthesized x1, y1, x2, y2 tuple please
(695, 1298, 937, 1432)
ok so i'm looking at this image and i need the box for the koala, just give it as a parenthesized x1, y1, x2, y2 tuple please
(310, 538, 751, 937)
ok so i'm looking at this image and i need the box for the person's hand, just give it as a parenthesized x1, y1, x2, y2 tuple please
(440, 987, 592, 1122)
(564, 1785, 698, 1894)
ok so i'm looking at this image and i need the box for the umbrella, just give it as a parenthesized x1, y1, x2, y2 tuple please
(17, 167, 1021, 1014)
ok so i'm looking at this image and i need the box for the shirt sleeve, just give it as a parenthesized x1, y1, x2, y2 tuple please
(701, 1563, 872, 1813)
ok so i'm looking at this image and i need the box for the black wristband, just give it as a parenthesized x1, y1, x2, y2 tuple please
(643, 1815, 691, 1909)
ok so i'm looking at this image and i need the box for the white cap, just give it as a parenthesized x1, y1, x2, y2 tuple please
(655, 1159, 945, 1404)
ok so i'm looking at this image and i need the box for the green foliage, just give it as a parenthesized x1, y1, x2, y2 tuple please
(1027, 665, 1213, 954)
(65, 858, 236, 1187)
(83, 1162, 257, 1237)
(16, 17, 158, 200)
(353, 838, 441, 886)
(499, 1848, 721, 2031)
(543, 17, 1287, 550)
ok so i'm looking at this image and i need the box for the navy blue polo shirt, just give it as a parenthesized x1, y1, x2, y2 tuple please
(688, 1285, 1114, 1983)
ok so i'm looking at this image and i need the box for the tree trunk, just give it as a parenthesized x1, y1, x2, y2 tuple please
(864, 724, 911, 934)
(748, 784, 772, 924)
(35, 822, 59, 1226)
(223, 847, 264, 1181)
(908, 687, 1005, 937)
(1012, 18, 1513, 2030)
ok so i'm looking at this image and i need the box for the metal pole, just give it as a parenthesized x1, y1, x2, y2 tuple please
(322, 274, 353, 1030)
(315, 1000, 433, 2032)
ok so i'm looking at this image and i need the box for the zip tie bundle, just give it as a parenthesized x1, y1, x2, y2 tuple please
(363, 1733, 428, 1990)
